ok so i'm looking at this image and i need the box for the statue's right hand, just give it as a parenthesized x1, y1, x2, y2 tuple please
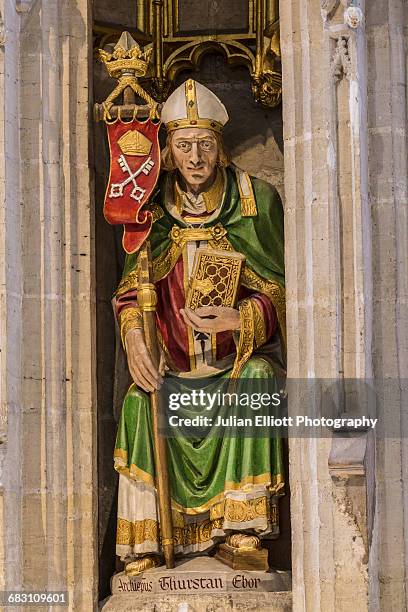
(125, 328, 164, 393)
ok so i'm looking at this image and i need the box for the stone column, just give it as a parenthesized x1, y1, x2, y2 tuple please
(366, 1, 408, 610)
(280, 0, 372, 610)
(0, 0, 97, 609)
(0, 2, 6, 590)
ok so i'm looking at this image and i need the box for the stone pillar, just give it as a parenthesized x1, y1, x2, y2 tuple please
(366, 1, 408, 610)
(0, 0, 97, 609)
(280, 0, 372, 610)
(0, 4, 6, 587)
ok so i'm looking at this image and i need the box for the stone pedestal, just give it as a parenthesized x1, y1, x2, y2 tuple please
(100, 557, 292, 611)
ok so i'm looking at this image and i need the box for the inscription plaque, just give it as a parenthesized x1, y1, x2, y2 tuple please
(111, 558, 291, 596)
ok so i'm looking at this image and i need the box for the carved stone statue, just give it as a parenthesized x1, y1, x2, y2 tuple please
(113, 79, 286, 576)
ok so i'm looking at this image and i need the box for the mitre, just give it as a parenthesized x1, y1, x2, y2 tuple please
(161, 79, 229, 133)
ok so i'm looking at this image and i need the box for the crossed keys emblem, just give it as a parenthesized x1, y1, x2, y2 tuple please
(109, 155, 155, 203)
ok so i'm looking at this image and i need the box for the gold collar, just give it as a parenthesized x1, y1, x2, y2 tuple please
(174, 168, 225, 214)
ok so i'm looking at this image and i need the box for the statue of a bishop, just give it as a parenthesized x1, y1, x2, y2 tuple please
(113, 79, 286, 575)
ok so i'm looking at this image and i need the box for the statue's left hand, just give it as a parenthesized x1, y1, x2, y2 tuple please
(180, 306, 241, 334)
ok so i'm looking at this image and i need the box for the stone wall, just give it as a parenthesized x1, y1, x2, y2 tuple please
(366, 1, 408, 609)
(0, 0, 97, 609)
(281, 0, 408, 610)
(281, 0, 370, 609)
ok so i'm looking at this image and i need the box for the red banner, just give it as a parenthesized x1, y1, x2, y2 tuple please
(104, 118, 161, 253)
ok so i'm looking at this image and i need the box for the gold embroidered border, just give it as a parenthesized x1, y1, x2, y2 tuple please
(117, 516, 224, 548)
(182, 245, 197, 371)
(231, 298, 255, 379)
(252, 300, 267, 348)
(117, 494, 280, 547)
(117, 518, 158, 546)
(166, 118, 224, 133)
(152, 241, 181, 282)
(171, 473, 280, 515)
(173, 518, 224, 547)
(151, 203, 164, 223)
(241, 266, 286, 349)
(114, 447, 128, 462)
(185, 79, 199, 121)
(119, 307, 143, 349)
(114, 449, 155, 487)
(235, 168, 257, 217)
(210, 495, 279, 526)
(116, 269, 138, 297)
(169, 224, 227, 247)
(240, 196, 257, 217)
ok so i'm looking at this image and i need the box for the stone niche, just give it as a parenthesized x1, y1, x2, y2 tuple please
(93, 1, 288, 605)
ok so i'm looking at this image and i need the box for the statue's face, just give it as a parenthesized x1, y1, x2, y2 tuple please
(170, 128, 219, 192)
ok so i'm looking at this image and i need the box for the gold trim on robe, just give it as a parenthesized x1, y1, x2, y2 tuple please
(116, 494, 280, 548)
(230, 298, 256, 379)
(119, 306, 143, 349)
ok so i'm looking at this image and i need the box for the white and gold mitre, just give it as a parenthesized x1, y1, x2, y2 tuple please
(161, 79, 229, 133)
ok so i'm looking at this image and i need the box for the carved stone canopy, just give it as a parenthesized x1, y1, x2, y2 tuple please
(94, 0, 282, 108)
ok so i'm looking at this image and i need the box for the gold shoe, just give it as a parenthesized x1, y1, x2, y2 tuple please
(225, 533, 261, 551)
(125, 555, 161, 577)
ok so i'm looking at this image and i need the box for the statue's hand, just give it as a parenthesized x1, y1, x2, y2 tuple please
(180, 306, 241, 334)
(125, 328, 165, 393)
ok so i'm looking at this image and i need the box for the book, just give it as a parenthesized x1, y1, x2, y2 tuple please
(186, 248, 245, 310)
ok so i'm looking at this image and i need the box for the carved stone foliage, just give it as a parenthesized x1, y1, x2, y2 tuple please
(331, 36, 353, 82)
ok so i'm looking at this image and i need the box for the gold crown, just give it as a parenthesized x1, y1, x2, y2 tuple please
(118, 130, 152, 156)
(99, 31, 152, 79)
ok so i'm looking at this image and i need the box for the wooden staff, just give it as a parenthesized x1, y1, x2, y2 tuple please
(96, 80, 175, 569)
(137, 242, 175, 570)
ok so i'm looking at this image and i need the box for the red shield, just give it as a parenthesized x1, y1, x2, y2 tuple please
(104, 118, 161, 254)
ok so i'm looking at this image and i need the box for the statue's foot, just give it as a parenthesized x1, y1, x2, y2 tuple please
(225, 533, 261, 551)
(125, 555, 161, 577)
